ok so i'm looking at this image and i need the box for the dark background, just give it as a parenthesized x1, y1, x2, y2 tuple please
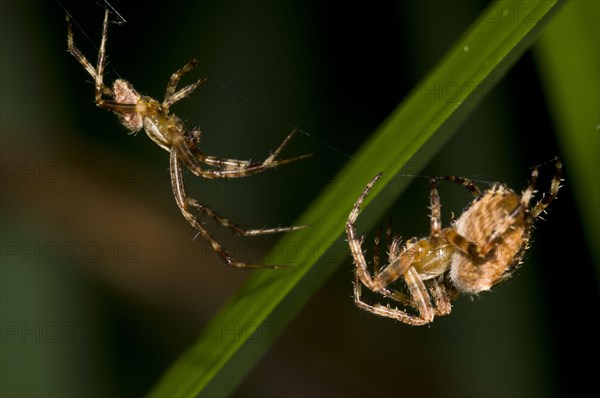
(1, 1, 597, 397)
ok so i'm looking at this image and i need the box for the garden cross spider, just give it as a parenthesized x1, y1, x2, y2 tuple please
(346, 159, 562, 325)
(67, 9, 310, 269)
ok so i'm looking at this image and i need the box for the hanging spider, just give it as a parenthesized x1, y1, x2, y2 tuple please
(346, 159, 562, 325)
(66, 9, 310, 268)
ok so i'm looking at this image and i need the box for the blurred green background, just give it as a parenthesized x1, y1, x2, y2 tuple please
(1, 1, 597, 397)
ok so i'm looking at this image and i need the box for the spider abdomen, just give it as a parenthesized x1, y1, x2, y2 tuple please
(113, 79, 144, 132)
(450, 184, 530, 294)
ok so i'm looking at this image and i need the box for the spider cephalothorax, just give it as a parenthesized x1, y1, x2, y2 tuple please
(67, 9, 310, 268)
(346, 159, 562, 325)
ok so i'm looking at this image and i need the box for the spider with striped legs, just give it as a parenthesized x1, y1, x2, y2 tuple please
(346, 159, 562, 325)
(66, 9, 310, 268)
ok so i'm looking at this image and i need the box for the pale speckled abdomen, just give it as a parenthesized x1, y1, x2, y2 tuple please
(450, 184, 531, 294)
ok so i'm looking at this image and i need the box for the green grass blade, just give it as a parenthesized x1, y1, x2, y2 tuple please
(533, 0, 600, 282)
(148, 1, 564, 396)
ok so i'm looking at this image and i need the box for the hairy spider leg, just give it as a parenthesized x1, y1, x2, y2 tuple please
(346, 173, 435, 325)
(163, 59, 208, 110)
(531, 157, 562, 219)
(174, 128, 312, 179)
(442, 175, 482, 196)
(170, 150, 298, 269)
(429, 177, 442, 237)
(67, 10, 135, 113)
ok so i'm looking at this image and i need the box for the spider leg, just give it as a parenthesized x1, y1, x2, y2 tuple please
(200, 155, 252, 170)
(66, 14, 97, 80)
(184, 149, 310, 175)
(376, 287, 415, 308)
(164, 78, 208, 110)
(347, 174, 435, 325)
(531, 157, 562, 219)
(385, 218, 393, 251)
(373, 224, 383, 275)
(67, 9, 123, 107)
(377, 182, 452, 314)
(377, 178, 452, 317)
(372, 219, 396, 277)
(426, 278, 453, 316)
(177, 128, 311, 179)
(376, 238, 426, 296)
(94, 8, 110, 105)
(165, 59, 198, 100)
(374, 231, 416, 310)
(209, 126, 311, 175)
(347, 175, 410, 291)
(170, 149, 293, 269)
(346, 173, 388, 291)
(442, 175, 481, 196)
(429, 177, 442, 237)
(371, 225, 410, 300)
(187, 198, 308, 236)
(444, 228, 486, 258)
(449, 211, 457, 225)
(198, 151, 312, 176)
(375, 278, 454, 317)
(353, 267, 434, 326)
(163, 59, 208, 110)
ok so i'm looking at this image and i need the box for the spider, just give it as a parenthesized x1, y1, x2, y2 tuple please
(66, 9, 310, 269)
(346, 158, 562, 325)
